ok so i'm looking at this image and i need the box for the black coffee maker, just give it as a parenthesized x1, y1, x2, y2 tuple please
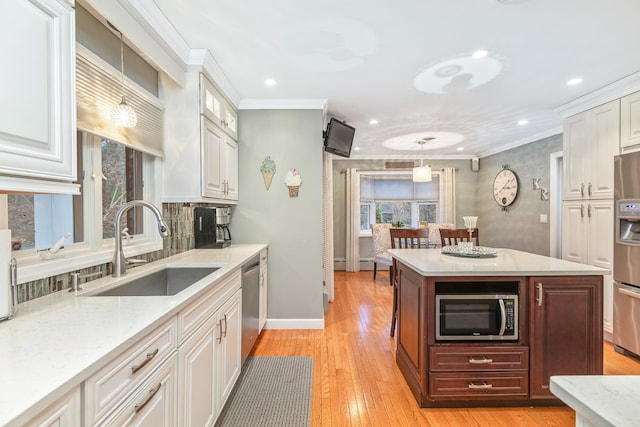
(194, 207, 232, 248)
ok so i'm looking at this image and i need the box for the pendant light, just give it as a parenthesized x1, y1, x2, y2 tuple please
(109, 26, 137, 128)
(412, 139, 432, 182)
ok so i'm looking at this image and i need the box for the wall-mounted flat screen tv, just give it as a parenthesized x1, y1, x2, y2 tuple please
(323, 118, 356, 158)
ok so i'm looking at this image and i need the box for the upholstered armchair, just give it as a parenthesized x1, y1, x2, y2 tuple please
(370, 223, 393, 285)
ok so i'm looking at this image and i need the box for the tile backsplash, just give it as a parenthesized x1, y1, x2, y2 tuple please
(15, 202, 210, 304)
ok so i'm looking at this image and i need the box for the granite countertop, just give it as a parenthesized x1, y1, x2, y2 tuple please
(387, 247, 610, 277)
(551, 375, 640, 427)
(0, 244, 266, 427)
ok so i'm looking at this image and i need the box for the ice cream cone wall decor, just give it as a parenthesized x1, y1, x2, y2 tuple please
(260, 156, 276, 190)
(285, 168, 302, 197)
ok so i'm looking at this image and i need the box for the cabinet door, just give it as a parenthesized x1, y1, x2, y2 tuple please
(621, 90, 640, 150)
(178, 315, 219, 427)
(0, 0, 76, 188)
(222, 137, 238, 200)
(589, 100, 619, 199)
(223, 107, 238, 141)
(587, 200, 614, 334)
(529, 277, 603, 400)
(27, 387, 81, 427)
(217, 290, 242, 412)
(201, 74, 225, 129)
(202, 117, 225, 199)
(259, 262, 268, 333)
(561, 201, 587, 264)
(563, 112, 588, 200)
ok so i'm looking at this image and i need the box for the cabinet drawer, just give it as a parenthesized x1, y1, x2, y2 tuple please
(177, 269, 241, 342)
(429, 346, 529, 372)
(85, 318, 177, 425)
(429, 372, 528, 399)
(100, 354, 178, 426)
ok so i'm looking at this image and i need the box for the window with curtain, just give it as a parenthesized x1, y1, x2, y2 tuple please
(360, 172, 440, 233)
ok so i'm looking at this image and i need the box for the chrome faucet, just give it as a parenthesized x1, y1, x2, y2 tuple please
(112, 200, 170, 277)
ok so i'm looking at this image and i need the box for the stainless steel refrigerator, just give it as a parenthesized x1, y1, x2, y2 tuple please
(613, 151, 640, 358)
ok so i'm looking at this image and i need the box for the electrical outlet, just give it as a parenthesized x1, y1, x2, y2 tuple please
(539, 214, 548, 223)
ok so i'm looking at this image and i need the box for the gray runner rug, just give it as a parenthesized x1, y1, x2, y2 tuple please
(215, 356, 313, 427)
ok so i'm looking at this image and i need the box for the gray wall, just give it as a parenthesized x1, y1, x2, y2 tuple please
(476, 134, 562, 255)
(332, 158, 479, 264)
(232, 109, 324, 321)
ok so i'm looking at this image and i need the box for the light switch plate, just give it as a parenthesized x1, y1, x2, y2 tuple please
(539, 214, 548, 223)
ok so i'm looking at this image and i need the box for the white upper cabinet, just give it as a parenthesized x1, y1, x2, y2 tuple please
(563, 100, 619, 200)
(161, 70, 238, 203)
(201, 75, 238, 141)
(621, 90, 640, 152)
(0, 0, 78, 194)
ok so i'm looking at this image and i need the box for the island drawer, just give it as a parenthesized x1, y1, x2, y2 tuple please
(429, 372, 528, 399)
(429, 346, 529, 372)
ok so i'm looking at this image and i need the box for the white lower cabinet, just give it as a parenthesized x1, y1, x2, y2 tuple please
(217, 289, 242, 410)
(562, 200, 614, 334)
(259, 249, 268, 333)
(27, 387, 81, 427)
(178, 273, 242, 426)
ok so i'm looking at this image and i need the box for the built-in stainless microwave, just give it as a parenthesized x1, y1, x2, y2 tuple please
(435, 293, 518, 341)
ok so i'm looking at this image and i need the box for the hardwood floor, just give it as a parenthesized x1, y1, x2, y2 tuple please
(251, 271, 640, 426)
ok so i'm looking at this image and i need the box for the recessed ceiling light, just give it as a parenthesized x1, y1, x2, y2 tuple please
(518, 119, 528, 126)
(457, 147, 464, 151)
(472, 50, 488, 59)
(369, 119, 378, 125)
(353, 147, 360, 151)
(264, 79, 277, 86)
(567, 77, 583, 86)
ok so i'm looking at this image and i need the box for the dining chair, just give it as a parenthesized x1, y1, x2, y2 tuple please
(389, 227, 430, 337)
(426, 223, 455, 248)
(370, 223, 393, 286)
(440, 228, 479, 247)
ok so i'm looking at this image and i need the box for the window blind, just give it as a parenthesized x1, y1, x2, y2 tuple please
(76, 45, 164, 157)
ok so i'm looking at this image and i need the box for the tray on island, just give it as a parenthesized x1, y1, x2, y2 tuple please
(441, 245, 498, 258)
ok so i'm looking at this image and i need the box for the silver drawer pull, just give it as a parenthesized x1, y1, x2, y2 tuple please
(468, 357, 493, 364)
(468, 382, 493, 390)
(134, 383, 162, 413)
(131, 348, 159, 375)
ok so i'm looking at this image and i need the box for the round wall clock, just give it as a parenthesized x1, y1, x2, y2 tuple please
(493, 168, 519, 209)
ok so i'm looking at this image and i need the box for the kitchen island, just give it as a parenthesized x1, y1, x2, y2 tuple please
(388, 247, 608, 408)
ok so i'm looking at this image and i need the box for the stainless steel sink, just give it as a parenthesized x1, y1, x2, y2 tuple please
(90, 267, 219, 296)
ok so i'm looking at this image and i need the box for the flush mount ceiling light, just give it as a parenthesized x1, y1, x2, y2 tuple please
(369, 119, 379, 125)
(264, 78, 277, 86)
(518, 119, 529, 126)
(472, 49, 488, 59)
(413, 138, 433, 182)
(567, 77, 583, 86)
(109, 24, 137, 128)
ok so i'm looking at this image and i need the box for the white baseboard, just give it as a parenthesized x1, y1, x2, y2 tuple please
(264, 318, 325, 330)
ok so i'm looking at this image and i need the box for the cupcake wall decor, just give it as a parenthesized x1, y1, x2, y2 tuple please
(285, 168, 302, 197)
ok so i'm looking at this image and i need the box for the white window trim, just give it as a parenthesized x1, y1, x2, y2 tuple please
(9, 143, 163, 284)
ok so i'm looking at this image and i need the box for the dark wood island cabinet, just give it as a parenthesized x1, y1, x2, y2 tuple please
(389, 248, 605, 408)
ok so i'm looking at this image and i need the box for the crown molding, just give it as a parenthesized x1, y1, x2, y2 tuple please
(343, 153, 475, 161)
(477, 127, 563, 158)
(239, 99, 328, 111)
(555, 70, 640, 118)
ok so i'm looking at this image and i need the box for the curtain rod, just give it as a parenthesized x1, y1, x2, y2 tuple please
(339, 168, 458, 174)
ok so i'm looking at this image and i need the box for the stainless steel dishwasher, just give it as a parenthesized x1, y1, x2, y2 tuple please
(241, 255, 261, 365)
